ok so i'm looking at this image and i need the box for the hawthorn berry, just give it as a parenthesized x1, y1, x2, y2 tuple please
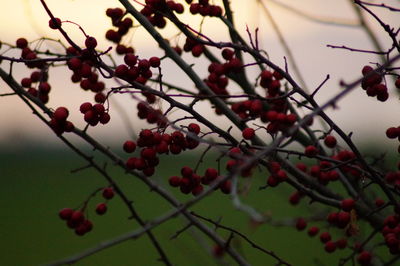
(324, 241, 336, 253)
(67, 57, 82, 70)
(362, 65, 373, 76)
(324, 135, 337, 148)
(59, 208, 74, 220)
(138, 59, 150, 71)
(242, 127, 255, 140)
(220, 180, 232, 194)
(191, 44, 204, 57)
(20, 77, 32, 88)
(289, 191, 302, 205)
(102, 187, 114, 199)
(341, 198, 355, 211)
(188, 123, 200, 135)
(337, 211, 351, 228)
(75, 222, 91, 236)
(386, 127, 399, 139)
(70, 210, 85, 224)
(80, 102, 92, 114)
(304, 145, 318, 157)
(296, 218, 307, 231)
(49, 17, 62, 29)
(221, 48, 234, 60)
(308, 226, 319, 237)
(96, 203, 107, 215)
(320, 232, 331, 243)
(169, 176, 181, 187)
(149, 56, 161, 68)
(115, 64, 129, 78)
(395, 77, 400, 89)
(53, 107, 69, 122)
(16, 38, 28, 49)
(99, 113, 111, 124)
(123, 140, 137, 153)
(192, 185, 204, 196)
(357, 251, 372, 265)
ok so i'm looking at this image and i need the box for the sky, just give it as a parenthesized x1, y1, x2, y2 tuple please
(0, 0, 399, 149)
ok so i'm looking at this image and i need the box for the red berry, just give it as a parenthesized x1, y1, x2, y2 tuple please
(289, 191, 301, 205)
(102, 187, 114, 199)
(357, 251, 372, 265)
(242, 127, 255, 140)
(188, 123, 200, 134)
(16, 38, 28, 49)
(296, 218, 307, 231)
(53, 107, 69, 122)
(260, 70, 273, 82)
(49, 17, 62, 29)
(149, 57, 161, 68)
(341, 198, 355, 211)
(59, 208, 73, 220)
(123, 140, 136, 153)
(115, 64, 129, 78)
(141, 147, 157, 160)
(80, 102, 92, 114)
(192, 185, 204, 196)
(38, 82, 51, 94)
(276, 169, 288, 181)
(93, 103, 105, 114)
(308, 226, 319, 237)
(386, 127, 399, 139)
(138, 59, 150, 71)
(99, 113, 111, 124)
(21, 77, 32, 88)
(169, 176, 181, 187)
(70, 210, 84, 224)
(320, 232, 331, 243)
(220, 180, 232, 194)
(96, 203, 107, 215)
(67, 57, 82, 70)
(324, 135, 337, 148)
(337, 211, 351, 228)
(191, 44, 204, 57)
(221, 48, 234, 60)
(324, 241, 336, 253)
(361, 65, 373, 76)
(304, 145, 318, 157)
(395, 78, 400, 89)
(124, 53, 137, 67)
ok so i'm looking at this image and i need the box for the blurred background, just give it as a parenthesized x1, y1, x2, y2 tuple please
(0, 0, 399, 265)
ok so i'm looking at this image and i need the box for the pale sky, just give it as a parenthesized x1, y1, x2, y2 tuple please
(1, 0, 399, 148)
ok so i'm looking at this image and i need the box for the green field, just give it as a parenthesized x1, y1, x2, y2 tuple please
(0, 145, 375, 266)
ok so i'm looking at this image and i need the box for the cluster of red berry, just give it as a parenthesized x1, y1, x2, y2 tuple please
(67, 49, 107, 104)
(124, 125, 200, 177)
(140, 0, 184, 29)
(169, 166, 231, 195)
(58, 187, 114, 236)
(114, 54, 160, 88)
(79, 102, 110, 126)
(187, 0, 223, 17)
(137, 101, 167, 127)
(105, 7, 135, 54)
(49, 107, 75, 135)
(16, 38, 53, 103)
(361, 65, 388, 102)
